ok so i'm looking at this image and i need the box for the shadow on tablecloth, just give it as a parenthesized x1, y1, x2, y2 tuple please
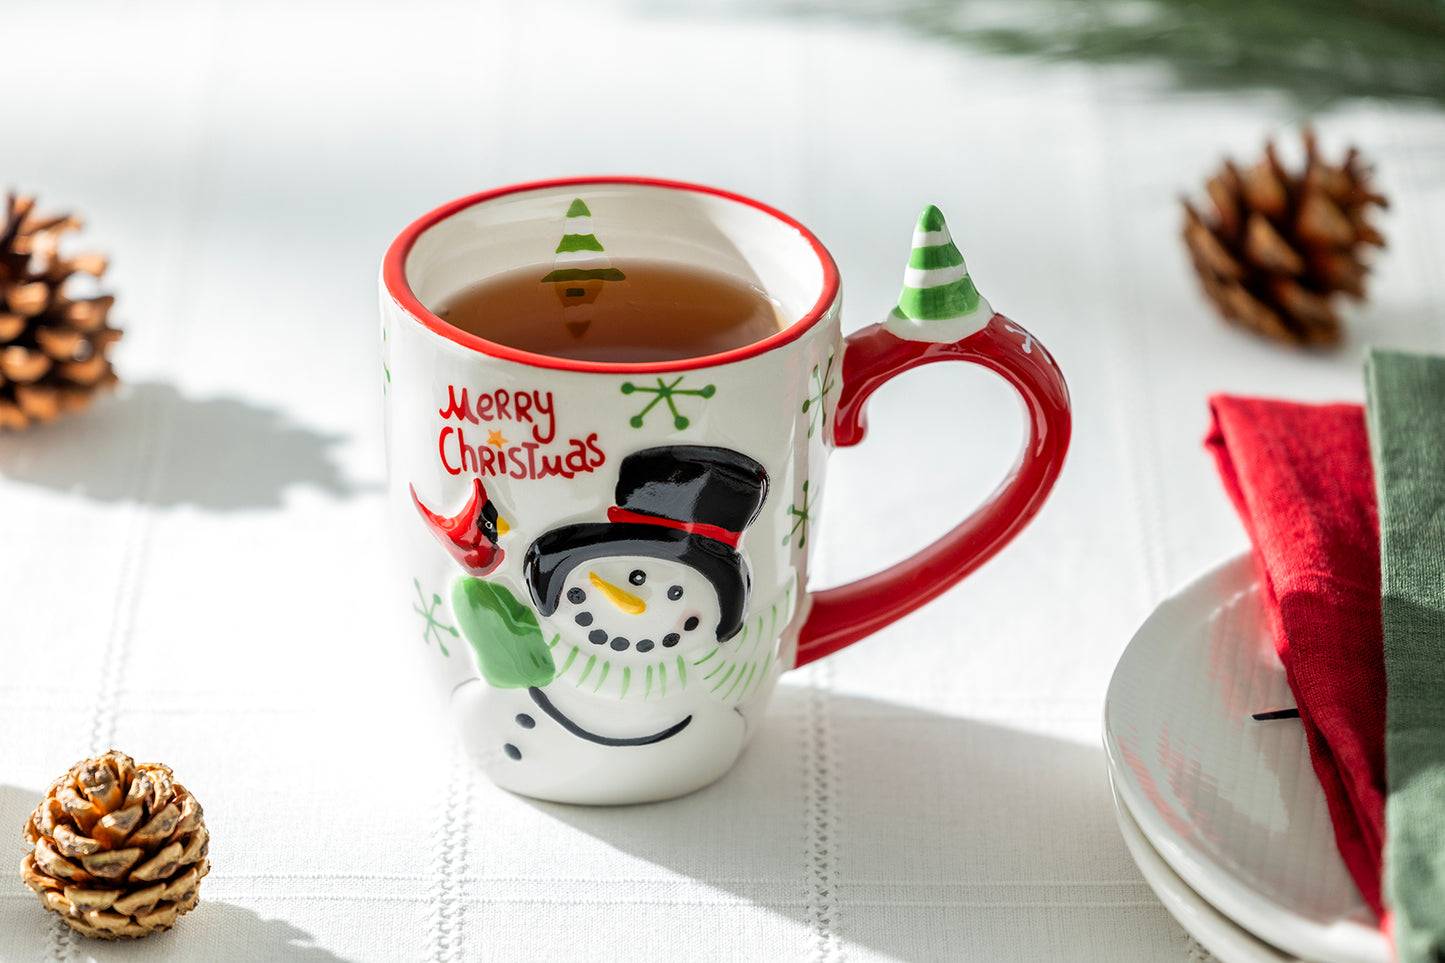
(0, 381, 371, 511)
(1, 784, 41, 865)
(524, 688, 1140, 961)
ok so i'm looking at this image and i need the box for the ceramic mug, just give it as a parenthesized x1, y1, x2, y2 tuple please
(380, 177, 1070, 805)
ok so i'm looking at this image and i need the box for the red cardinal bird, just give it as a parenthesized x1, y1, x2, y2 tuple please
(411, 477, 509, 577)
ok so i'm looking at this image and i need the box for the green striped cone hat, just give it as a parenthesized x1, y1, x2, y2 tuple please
(540, 198, 626, 283)
(883, 205, 992, 342)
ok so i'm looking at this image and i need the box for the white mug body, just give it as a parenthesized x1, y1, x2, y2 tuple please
(382, 180, 841, 804)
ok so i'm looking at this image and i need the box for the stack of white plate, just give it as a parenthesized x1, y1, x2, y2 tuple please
(1103, 554, 1390, 963)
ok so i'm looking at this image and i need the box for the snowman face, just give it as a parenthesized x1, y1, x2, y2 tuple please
(552, 555, 722, 660)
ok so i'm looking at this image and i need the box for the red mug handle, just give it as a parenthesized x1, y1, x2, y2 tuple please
(793, 313, 1072, 666)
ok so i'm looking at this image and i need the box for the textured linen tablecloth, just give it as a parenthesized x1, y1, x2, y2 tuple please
(2, 2, 1443, 961)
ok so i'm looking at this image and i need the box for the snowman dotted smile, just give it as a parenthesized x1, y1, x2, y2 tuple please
(552, 554, 721, 660)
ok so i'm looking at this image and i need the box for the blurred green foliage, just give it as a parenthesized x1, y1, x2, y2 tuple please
(745, 0, 1445, 106)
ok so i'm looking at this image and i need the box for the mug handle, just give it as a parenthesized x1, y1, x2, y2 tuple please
(793, 313, 1071, 666)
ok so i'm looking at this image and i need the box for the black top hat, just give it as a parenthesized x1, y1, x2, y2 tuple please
(524, 446, 769, 642)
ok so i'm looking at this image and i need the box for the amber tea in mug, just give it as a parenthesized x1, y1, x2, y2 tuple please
(433, 260, 787, 363)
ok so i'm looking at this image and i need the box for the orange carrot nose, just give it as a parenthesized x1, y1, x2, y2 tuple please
(589, 572, 646, 614)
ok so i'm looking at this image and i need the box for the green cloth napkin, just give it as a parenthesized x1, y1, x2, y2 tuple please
(1365, 348, 1445, 962)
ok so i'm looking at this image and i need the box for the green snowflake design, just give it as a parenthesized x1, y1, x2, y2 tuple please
(381, 327, 391, 395)
(620, 376, 716, 429)
(412, 578, 457, 657)
(783, 479, 814, 549)
(800, 351, 836, 439)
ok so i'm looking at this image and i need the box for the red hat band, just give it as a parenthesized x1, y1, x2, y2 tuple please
(606, 507, 743, 549)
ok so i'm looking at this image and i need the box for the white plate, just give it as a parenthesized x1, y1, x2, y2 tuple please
(1103, 554, 1389, 963)
(1110, 772, 1303, 963)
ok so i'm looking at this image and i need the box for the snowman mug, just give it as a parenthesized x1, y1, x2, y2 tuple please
(381, 177, 1070, 805)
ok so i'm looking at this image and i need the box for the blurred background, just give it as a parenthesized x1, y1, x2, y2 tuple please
(1, 1, 1442, 960)
(6, 0, 1441, 585)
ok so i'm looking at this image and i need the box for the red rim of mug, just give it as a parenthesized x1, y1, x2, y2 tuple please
(381, 176, 842, 373)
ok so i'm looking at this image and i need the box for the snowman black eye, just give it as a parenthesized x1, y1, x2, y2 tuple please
(629, 570, 646, 586)
(667, 585, 683, 600)
(567, 588, 586, 605)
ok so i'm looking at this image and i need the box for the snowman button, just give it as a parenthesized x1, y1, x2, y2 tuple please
(662, 633, 681, 647)
(575, 611, 593, 626)
(515, 714, 535, 729)
(610, 637, 630, 651)
(636, 639, 655, 653)
(589, 629, 608, 645)
(504, 743, 522, 761)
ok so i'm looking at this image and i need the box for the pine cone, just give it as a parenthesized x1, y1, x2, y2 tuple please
(0, 192, 122, 429)
(20, 751, 209, 940)
(1182, 130, 1388, 346)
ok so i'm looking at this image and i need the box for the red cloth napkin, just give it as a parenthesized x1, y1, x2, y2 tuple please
(1206, 395, 1387, 918)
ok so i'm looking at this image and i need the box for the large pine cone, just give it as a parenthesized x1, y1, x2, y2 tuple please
(1182, 130, 1388, 346)
(0, 192, 122, 429)
(20, 751, 209, 940)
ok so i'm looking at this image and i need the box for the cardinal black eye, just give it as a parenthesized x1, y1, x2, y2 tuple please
(667, 585, 683, 600)
(629, 570, 646, 586)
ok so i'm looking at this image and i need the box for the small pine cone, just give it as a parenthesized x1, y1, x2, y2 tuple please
(0, 192, 122, 430)
(20, 751, 209, 940)
(1182, 130, 1388, 347)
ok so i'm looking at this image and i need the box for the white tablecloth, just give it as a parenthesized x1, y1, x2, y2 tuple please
(2, 2, 1441, 960)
